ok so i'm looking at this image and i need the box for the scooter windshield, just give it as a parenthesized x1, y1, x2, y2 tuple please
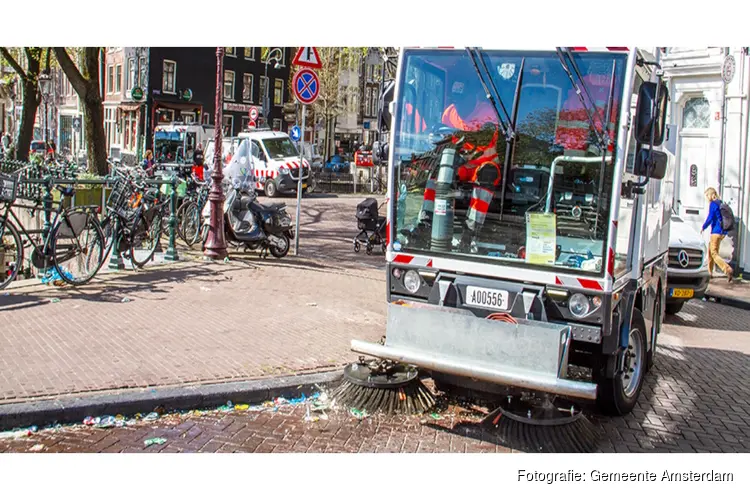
(222, 139, 256, 192)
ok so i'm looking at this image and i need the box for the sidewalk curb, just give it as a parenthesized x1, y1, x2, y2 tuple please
(704, 291, 750, 311)
(0, 370, 343, 431)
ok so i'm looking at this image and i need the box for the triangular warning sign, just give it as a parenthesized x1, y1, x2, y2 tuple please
(292, 47, 322, 68)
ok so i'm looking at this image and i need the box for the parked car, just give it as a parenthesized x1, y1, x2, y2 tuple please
(325, 155, 350, 173)
(666, 214, 710, 315)
(30, 140, 47, 155)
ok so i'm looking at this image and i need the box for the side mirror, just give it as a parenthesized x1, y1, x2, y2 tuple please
(634, 148, 668, 180)
(635, 82, 669, 147)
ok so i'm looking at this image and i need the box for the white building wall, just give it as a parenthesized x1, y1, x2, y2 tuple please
(663, 47, 750, 273)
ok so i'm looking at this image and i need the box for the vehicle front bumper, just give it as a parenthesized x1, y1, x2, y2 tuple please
(275, 173, 310, 193)
(666, 270, 709, 302)
(351, 300, 598, 401)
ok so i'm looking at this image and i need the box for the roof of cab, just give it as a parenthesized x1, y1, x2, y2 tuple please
(237, 130, 289, 140)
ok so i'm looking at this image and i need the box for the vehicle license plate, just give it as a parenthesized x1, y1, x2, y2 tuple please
(670, 288, 694, 299)
(465, 286, 510, 311)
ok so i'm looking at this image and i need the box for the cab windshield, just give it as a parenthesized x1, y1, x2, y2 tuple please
(262, 137, 298, 159)
(392, 49, 628, 276)
(154, 131, 184, 163)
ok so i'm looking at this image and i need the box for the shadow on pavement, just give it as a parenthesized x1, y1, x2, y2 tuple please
(0, 262, 246, 312)
(664, 299, 750, 332)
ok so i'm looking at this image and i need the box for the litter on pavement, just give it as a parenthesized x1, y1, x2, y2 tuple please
(144, 437, 167, 447)
(0, 426, 38, 440)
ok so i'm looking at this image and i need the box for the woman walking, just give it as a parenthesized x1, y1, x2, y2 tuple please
(702, 187, 734, 282)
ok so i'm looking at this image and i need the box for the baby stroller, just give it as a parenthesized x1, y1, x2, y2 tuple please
(354, 197, 386, 254)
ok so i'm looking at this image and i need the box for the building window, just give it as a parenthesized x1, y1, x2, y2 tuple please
(682, 97, 710, 129)
(241, 116, 250, 130)
(259, 76, 269, 106)
(127, 58, 135, 91)
(226, 47, 236, 57)
(182, 112, 196, 124)
(157, 109, 174, 123)
(272, 119, 282, 131)
(242, 74, 254, 102)
(202, 113, 210, 125)
(224, 70, 235, 100)
(244, 48, 254, 60)
(139, 57, 147, 88)
(115, 64, 122, 93)
(274, 79, 284, 106)
(163, 60, 176, 94)
(107, 65, 114, 94)
(222, 115, 234, 136)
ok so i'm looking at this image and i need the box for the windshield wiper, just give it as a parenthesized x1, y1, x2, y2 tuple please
(465, 48, 514, 141)
(554, 47, 608, 150)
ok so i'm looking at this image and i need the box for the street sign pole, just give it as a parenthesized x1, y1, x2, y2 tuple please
(294, 105, 306, 256)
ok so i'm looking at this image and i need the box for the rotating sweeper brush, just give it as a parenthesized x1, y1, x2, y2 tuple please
(481, 393, 600, 453)
(330, 358, 435, 415)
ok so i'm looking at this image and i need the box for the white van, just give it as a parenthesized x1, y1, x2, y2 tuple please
(205, 129, 310, 197)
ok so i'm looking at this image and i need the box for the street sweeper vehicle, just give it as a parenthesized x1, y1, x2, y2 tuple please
(344, 47, 675, 422)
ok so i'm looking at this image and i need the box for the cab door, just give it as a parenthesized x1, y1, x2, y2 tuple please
(251, 140, 268, 191)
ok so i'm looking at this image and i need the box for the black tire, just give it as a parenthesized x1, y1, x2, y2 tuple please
(269, 233, 290, 258)
(665, 301, 684, 315)
(51, 211, 106, 286)
(129, 209, 162, 268)
(175, 201, 189, 242)
(353, 240, 361, 253)
(264, 179, 277, 198)
(181, 202, 202, 248)
(0, 219, 23, 290)
(595, 308, 647, 416)
(365, 244, 373, 255)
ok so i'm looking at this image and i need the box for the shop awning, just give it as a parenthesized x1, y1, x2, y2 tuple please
(118, 103, 143, 112)
(154, 101, 203, 111)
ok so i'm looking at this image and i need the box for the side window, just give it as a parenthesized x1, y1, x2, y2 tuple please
(250, 140, 262, 159)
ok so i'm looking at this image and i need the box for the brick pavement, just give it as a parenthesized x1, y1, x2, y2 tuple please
(0, 195, 385, 403)
(1, 312, 748, 454)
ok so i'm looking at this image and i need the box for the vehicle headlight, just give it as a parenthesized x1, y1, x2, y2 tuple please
(279, 166, 290, 175)
(403, 270, 421, 294)
(568, 293, 591, 318)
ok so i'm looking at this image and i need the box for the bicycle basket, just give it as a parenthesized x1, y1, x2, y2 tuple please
(57, 211, 90, 238)
(0, 172, 17, 203)
(106, 178, 132, 211)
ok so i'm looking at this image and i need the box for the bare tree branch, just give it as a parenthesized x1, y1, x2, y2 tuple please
(53, 47, 88, 97)
(0, 47, 28, 80)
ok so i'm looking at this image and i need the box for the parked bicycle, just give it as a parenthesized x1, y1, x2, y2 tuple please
(99, 165, 168, 270)
(0, 165, 106, 290)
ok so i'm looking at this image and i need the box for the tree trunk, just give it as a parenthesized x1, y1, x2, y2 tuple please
(83, 83, 107, 175)
(15, 79, 40, 161)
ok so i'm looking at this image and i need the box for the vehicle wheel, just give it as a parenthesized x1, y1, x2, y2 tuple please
(665, 301, 684, 315)
(366, 244, 373, 255)
(0, 220, 23, 290)
(595, 308, 647, 416)
(264, 179, 277, 198)
(269, 233, 290, 258)
(647, 294, 662, 372)
(353, 240, 361, 253)
(129, 211, 162, 268)
(181, 202, 202, 248)
(52, 212, 106, 286)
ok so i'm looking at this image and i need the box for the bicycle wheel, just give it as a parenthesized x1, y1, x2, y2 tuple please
(0, 219, 23, 290)
(51, 210, 106, 286)
(129, 207, 163, 268)
(175, 201, 190, 242)
(181, 201, 203, 248)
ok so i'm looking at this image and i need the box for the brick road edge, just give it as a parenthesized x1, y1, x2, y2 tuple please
(0, 370, 343, 431)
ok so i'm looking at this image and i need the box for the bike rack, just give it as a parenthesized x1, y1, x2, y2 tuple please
(1, 159, 182, 275)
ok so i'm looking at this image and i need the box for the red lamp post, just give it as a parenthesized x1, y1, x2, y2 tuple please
(203, 47, 228, 260)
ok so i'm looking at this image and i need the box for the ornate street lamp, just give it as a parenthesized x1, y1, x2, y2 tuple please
(262, 48, 283, 126)
(203, 47, 228, 260)
(38, 70, 52, 144)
